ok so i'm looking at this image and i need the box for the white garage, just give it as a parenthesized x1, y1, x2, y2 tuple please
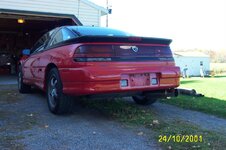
(174, 51, 210, 76)
(0, 0, 107, 75)
(0, 0, 108, 26)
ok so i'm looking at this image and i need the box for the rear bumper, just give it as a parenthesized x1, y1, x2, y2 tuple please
(62, 79, 179, 96)
(81, 88, 178, 99)
(59, 66, 180, 96)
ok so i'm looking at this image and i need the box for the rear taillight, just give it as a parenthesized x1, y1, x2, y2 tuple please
(74, 45, 113, 62)
(73, 44, 173, 62)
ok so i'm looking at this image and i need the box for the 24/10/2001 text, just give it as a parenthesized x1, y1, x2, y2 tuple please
(159, 135, 203, 143)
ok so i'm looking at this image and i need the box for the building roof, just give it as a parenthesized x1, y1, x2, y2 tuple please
(82, 0, 108, 16)
(173, 51, 210, 57)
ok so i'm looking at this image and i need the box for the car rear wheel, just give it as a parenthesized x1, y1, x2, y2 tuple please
(47, 68, 74, 114)
(132, 95, 157, 105)
(18, 66, 31, 93)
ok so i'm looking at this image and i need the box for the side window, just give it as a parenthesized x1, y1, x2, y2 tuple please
(51, 30, 63, 45)
(49, 28, 77, 46)
(45, 29, 56, 46)
(31, 35, 47, 53)
(62, 28, 77, 41)
(31, 29, 56, 54)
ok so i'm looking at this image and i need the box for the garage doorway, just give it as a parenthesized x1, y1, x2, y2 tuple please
(0, 9, 81, 76)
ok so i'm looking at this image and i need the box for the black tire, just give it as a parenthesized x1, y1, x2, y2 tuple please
(46, 68, 74, 114)
(132, 95, 157, 105)
(18, 65, 31, 93)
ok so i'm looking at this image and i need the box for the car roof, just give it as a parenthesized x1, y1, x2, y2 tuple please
(51, 26, 172, 45)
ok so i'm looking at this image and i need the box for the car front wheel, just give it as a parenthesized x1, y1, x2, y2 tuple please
(47, 68, 74, 114)
(18, 66, 31, 93)
(132, 95, 157, 105)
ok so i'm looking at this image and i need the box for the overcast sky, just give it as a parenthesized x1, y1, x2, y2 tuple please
(90, 0, 226, 51)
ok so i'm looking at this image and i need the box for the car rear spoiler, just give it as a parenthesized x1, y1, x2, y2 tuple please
(68, 36, 172, 45)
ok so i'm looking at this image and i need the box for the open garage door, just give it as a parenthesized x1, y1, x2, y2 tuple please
(0, 9, 81, 75)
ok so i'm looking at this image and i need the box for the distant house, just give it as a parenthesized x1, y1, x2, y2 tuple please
(173, 51, 210, 76)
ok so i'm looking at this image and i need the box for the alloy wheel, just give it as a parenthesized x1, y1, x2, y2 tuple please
(48, 75, 58, 108)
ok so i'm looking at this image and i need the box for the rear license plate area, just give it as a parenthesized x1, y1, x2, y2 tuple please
(130, 73, 150, 87)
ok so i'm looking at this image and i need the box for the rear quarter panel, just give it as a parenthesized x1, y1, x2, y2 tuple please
(26, 44, 78, 90)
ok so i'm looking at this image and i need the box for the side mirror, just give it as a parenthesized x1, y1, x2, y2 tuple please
(22, 49, 31, 56)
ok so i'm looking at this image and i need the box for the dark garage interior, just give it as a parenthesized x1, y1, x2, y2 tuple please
(0, 11, 78, 75)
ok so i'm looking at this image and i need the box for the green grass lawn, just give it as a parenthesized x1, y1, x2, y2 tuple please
(161, 75, 226, 118)
(181, 76, 226, 100)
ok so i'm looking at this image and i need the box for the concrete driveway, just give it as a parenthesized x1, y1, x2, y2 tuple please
(0, 75, 17, 85)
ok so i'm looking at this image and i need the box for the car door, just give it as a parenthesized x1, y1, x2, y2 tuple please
(23, 35, 46, 82)
(23, 30, 55, 83)
(33, 29, 59, 86)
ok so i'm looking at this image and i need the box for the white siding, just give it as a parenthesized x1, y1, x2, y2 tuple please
(174, 56, 210, 76)
(77, 1, 100, 26)
(0, 0, 101, 26)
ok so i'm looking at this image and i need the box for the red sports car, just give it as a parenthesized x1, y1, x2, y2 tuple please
(18, 26, 180, 114)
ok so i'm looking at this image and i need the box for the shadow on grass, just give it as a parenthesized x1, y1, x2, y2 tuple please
(78, 97, 156, 125)
(161, 95, 226, 119)
(180, 80, 201, 84)
(212, 75, 226, 78)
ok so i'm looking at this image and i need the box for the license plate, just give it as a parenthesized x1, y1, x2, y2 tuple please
(130, 73, 150, 87)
